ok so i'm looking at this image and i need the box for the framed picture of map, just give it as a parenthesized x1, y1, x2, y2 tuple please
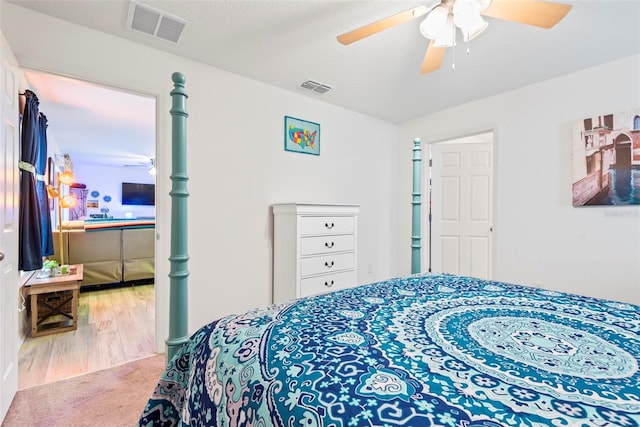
(284, 116, 320, 156)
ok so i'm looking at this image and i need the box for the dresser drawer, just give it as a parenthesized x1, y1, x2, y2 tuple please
(300, 216, 355, 235)
(300, 270, 356, 298)
(300, 252, 354, 277)
(300, 234, 354, 256)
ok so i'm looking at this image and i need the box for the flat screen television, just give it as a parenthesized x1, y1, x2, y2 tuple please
(122, 182, 155, 206)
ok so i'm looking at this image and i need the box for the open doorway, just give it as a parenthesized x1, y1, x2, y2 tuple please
(426, 132, 494, 279)
(16, 69, 157, 389)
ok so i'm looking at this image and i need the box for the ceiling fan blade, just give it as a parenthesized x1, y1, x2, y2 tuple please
(337, 5, 432, 45)
(481, 0, 572, 29)
(420, 40, 447, 74)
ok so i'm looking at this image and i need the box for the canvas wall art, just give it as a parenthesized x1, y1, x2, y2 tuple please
(571, 110, 640, 206)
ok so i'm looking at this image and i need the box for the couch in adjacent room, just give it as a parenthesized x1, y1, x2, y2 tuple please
(52, 219, 155, 287)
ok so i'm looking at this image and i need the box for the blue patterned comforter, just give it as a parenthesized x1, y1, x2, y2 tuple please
(139, 274, 640, 426)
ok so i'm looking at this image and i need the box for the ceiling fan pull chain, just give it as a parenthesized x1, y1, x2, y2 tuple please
(451, 23, 456, 70)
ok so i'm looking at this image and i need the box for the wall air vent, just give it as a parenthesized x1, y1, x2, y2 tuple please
(300, 80, 332, 94)
(127, 1, 188, 43)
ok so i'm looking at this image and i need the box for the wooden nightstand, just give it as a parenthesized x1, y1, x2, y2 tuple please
(24, 264, 84, 337)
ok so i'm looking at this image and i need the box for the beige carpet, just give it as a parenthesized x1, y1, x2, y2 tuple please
(2, 353, 167, 427)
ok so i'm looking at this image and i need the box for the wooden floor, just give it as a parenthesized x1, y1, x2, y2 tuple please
(18, 283, 155, 390)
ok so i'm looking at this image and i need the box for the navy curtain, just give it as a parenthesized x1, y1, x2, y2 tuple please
(18, 90, 43, 271)
(37, 113, 54, 257)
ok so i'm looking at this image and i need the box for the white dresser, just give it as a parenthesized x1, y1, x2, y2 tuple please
(272, 203, 359, 303)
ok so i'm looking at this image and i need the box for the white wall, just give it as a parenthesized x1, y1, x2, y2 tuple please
(2, 3, 397, 351)
(71, 164, 156, 219)
(397, 55, 640, 305)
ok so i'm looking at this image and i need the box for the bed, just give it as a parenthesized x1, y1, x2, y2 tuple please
(138, 74, 640, 426)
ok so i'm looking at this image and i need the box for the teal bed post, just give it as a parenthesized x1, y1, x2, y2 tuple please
(411, 138, 422, 274)
(166, 72, 190, 362)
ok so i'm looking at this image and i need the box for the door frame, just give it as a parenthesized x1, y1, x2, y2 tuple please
(423, 131, 496, 278)
(12, 68, 160, 367)
(0, 34, 20, 422)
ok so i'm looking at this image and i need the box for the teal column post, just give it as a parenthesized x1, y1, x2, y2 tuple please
(411, 138, 422, 274)
(166, 72, 190, 362)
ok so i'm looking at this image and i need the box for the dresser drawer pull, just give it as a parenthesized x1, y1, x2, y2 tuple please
(324, 261, 334, 268)
(324, 280, 334, 288)
(325, 222, 335, 229)
(325, 242, 334, 248)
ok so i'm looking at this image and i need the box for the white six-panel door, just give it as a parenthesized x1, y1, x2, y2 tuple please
(0, 34, 20, 422)
(430, 140, 493, 279)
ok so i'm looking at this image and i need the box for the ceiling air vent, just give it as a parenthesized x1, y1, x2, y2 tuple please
(127, 1, 188, 43)
(301, 80, 332, 94)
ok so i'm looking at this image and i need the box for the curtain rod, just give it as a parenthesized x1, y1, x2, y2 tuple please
(19, 89, 38, 99)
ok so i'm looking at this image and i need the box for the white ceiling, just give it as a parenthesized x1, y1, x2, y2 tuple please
(8, 0, 640, 166)
(22, 69, 156, 168)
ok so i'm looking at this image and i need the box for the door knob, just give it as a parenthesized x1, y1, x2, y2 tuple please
(0, 252, 4, 261)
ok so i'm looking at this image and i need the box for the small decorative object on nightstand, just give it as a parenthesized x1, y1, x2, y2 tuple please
(272, 203, 359, 303)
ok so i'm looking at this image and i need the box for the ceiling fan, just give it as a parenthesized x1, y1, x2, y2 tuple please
(124, 158, 156, 175)
(337, 0, 572, 74)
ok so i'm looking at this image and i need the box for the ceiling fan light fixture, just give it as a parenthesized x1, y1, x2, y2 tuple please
(419, 5, 449, 39)
(461, 17, 489, 41)
(452, 0, 481, 29)
(433, 16, 457, 47)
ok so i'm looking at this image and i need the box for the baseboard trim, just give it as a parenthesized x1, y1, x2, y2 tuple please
(80, 279, 154, 293)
